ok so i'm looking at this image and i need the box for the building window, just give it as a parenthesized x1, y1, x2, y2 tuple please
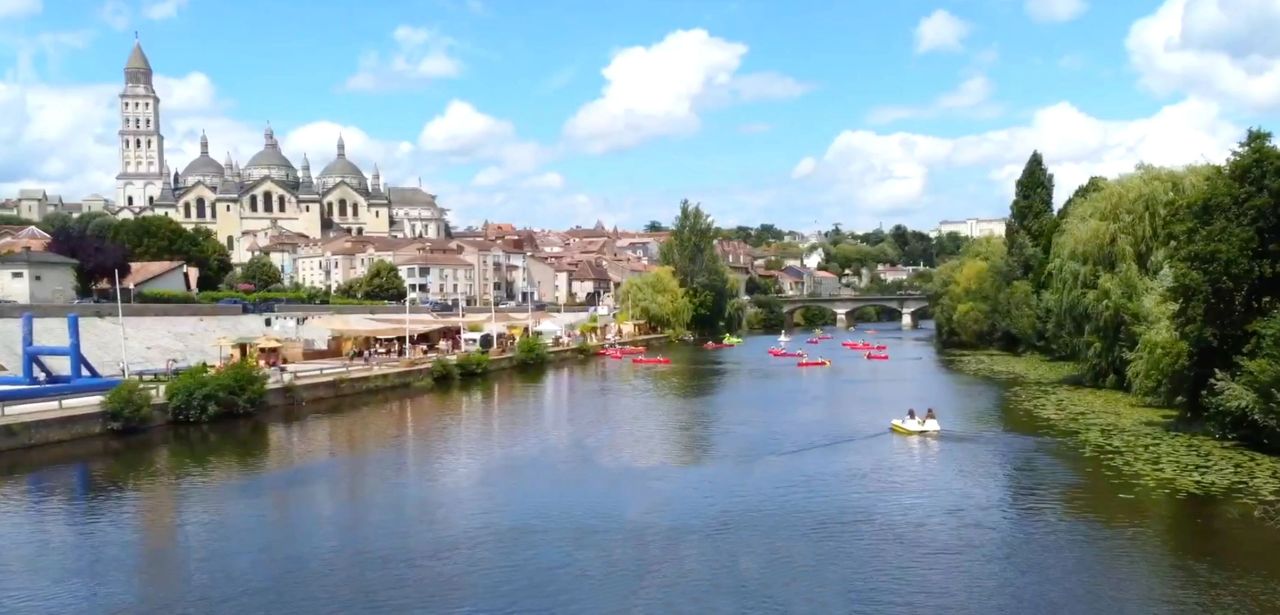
(375, 210, 380, 218)
(145, 102, 149, 110)
(278, 195, 286, 213)
(127, 196, 134, 206)
(146, 119, 151, 129)
(338, 199, 347, 217)
(326, 202, 333, 217)
(135, 118, 140, 129)
(133, 102, 138, 110)
(305, 205, 311, 213)
(148, 196, 154, 206)
(249, 194, 258, 212)
(147, 138, 152, 148)
(226, 236, 234, 252)
(264, 191, 274, 214)
(352, 204, 359, 217)
(135, 138, 142, 148)
(226, 204, 231, 213)
(196, 198, 206, 219)
(356, 227, 364, 236)
(10, 271, 23, 279)
(33, 274, 41, 281)
(183, 201, 191, 218)
(123, 139, 129, 150)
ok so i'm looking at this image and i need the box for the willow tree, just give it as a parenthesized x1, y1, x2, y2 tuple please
(616, 266, 692, 334)
(1040, 164, 1212, 388)
(930, 238, 1031, 349)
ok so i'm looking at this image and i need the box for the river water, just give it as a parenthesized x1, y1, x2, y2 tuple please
(1, 326, 1278, 614)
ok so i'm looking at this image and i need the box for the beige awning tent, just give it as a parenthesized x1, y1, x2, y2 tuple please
(308, 314, 448, 338)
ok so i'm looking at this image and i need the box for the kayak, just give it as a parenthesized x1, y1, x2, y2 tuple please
(818, 334, 833, 340)
(865, 352, 889, 360)
(632, 357, 671, 364)
(797, 359, 832, 367)
(608, 353, 624, 360)
(843, 344, 887, 351)
(890, 419, 941, 434)
(704, 342, 733, 350)
(616, 346, 647, 355)
(770, 350, 806, 358)
(805, 338, 822, 344)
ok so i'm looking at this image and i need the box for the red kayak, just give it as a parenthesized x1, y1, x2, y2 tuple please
(616, 346, 646, 355)
(818, 334, 833, 340)
(805, 338, 821, 344)
(632, 356, 671, 364)
(842, 342, 887, 350)
(797, 359, 832, 367)
(770, 350, 806, 358)
(865, 352, 889, 360)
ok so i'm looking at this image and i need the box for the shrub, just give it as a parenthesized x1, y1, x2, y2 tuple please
(165, 361, 268, 423)
(198, 290, 250, 303)
(430, 358, 459, 381)
(514, 335, 549, 367)
(103, 380, 154, 431)
(466, 323, 485, 333)
(212, 360, 268, 416)
(166, 365, 222, 423)
(575, 340, 594, 358)
(455, 351, 490, 377)
(135, 289, 196, 304)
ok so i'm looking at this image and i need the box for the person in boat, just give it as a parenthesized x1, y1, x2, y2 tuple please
(924, 408, 937, 422)
(905, 408, 919, 424)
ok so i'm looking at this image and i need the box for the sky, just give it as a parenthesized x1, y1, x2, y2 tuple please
(0, 0, 1277, 232)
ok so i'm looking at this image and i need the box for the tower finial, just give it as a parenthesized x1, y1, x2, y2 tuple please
(199, 130, 209, 155)
(337, 132, 345, 157)
(134, 31, 138, 41)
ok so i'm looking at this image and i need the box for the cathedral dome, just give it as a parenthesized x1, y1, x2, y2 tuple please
(317, 134, 368, 192)
(242, 125, 299, 186)
(180, 132, 225, 187)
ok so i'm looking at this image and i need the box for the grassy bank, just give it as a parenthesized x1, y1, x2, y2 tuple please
(945, 350, 1280, 506)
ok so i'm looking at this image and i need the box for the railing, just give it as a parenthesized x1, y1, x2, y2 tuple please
(277, 362, 376, 383)
(0, 383, 164, 418)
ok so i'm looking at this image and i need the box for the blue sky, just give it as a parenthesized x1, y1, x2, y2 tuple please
(0, 0, 1277, 231)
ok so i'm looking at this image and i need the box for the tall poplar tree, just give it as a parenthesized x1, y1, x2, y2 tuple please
(1005, 151, 1056, 287)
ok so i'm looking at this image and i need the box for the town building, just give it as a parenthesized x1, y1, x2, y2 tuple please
(100, 261, 199, 300)
(0, 226, 51, 254)
(0, 248, 78, 303)
(934, 217, 1006, 238)
(8, 40, 451, 267)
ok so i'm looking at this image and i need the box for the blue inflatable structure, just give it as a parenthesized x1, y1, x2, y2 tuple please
(0, 312, 122, 402)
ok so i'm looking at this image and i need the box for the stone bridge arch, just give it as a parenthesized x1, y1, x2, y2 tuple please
(777, 295, 930, 329)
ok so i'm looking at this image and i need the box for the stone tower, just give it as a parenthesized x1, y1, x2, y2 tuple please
(115, 38, 166, 210)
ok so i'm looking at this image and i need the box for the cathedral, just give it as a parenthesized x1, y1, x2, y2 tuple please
(110, 40, 449, 263)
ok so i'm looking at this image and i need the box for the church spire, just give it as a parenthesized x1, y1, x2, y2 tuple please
(336, 133, 346, 158)
(199, 130, 209, 156)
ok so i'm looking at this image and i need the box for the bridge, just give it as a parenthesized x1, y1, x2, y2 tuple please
(775, 294, 930, 329)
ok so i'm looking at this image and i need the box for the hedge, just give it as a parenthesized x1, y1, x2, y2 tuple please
(135, 290, 197, 304)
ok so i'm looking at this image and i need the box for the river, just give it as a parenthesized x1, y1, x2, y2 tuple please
(1, 326, 1278, 614)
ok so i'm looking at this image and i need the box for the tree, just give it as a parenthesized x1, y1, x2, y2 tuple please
(0, 214, 37, 226)
(762, 257, 784, 271)
(1205, 312, 1280, 450)
(659, 200, 733, 333)
(47, 224, 130, 297)
(188, 227, 233, 291)
(754, 223, 785, 245)
(616, 266, 692, 333)
(1057, 176, 1106, 223)
(932, 232, 969, 264)
(929, 238, 1030, 349)
(111, 216, 199, 261)
(359, 260, 407, 301)
(239, 255, 282, 291)
(747, 295, 785, 330)
(1005, 151, 1056, 286)
(643, 220, 669, 233)
(744, 274, 780, 296)
(1168, 129, 1280, 414)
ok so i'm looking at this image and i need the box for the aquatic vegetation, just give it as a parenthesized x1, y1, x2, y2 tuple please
(947, 350, 1280, 505)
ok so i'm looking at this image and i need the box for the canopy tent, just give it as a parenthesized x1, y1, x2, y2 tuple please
(534, 321, 563, 335)
(307, 314, 448, 338)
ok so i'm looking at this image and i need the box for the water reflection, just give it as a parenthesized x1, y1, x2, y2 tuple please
(0, 329, 1278, 613)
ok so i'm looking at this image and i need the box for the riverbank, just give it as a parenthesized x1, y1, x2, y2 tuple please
(945, 350, 1280, 507)
(0, 335, 669, 452)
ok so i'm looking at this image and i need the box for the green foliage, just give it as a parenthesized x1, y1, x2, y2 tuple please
(238, 255, 283, 291)
(197, 290, 250, 303)
(929, 238, 1031, 350)
(330, 260, 406, 302)
(109, 216, 231, 291)
(165, 361, 267, 423)
(1005, 150, 1057, 287)
(514, 335, 549, 366)
(643, 220, 669, 232)
(616, 266, 692, 333)
(575, 339, 594, 357)
(1168, 129, 1280, 413)
(103, 380, 154, 432)
(135, 289, 194, 304)
(762, 257, 784, 271)
(455, 351, 490, 377)
(46, 216, 129, 296)
(466, 322, 485, 333)
(1207, 312, 1280, 450)
(793, 306, 835, 327)
(0, 214, 38, 226)
(430, 357, 460, 381)
(746, 295, 784, 330)
(1040, 165, 1210, 387)
(659, 199, 732, 333)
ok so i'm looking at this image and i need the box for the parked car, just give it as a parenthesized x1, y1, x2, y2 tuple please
(72, 297, 107, 304)
(498, 301, 517, 308)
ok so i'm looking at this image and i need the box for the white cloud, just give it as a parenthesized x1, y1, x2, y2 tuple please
(0, 0, 40, 19)
(914, 10, 970, 54)
(418, 100, 514, 157)
(1025, 0, 1088, 23)
(563, 28, 806, 154)
(344, 25, 462, 91)
(99, 1, 129, 30)
(867, 74, 997, 124)
(796, 97, 1239, 216)
(1128, 0, 1280, 111)
(142, 0, 186, 20)
(520, 172, 564, 190)
(791, 156, 817, 179)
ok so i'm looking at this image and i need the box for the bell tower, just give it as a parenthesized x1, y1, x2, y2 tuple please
(115, 36, 166, 210)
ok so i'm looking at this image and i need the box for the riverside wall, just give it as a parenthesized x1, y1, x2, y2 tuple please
(0, 335, 666, 453)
